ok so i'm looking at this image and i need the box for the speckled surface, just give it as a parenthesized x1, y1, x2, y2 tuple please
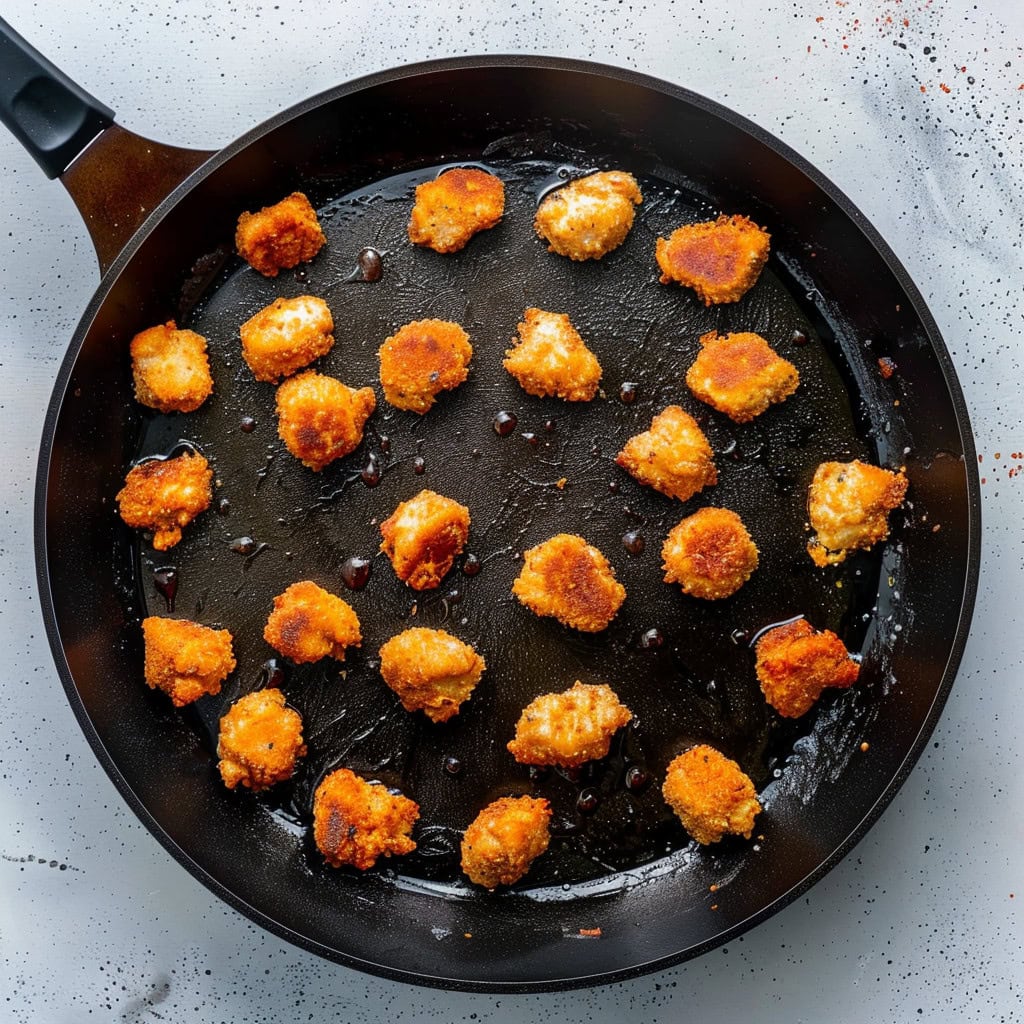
(1, 0, 1021, 1019)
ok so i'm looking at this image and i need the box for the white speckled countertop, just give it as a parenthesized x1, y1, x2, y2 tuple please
(1, 1, 1021, 1020)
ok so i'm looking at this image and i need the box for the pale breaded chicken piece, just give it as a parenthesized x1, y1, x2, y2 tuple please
(240, 295, 335, 383)
(275, 370, 376, 471)
(116, 450, 212, 551)
(534, 170, 642, 261)
(461, 795, 552, 889)
(130, 321, 213, 413)
(662, 744, 761, 845)
(507, 681, 632, 768)
(378, 319, 472, 414)
(685, 331, 799, 423)
(755, 618, 859, 718)
(235, 191, 326, 277)
(407, 167, 505, 253)
(378, 627, 485, 722)
(807, 460, 908, 566)
(503, 308, 602, 402)
(142, 616, 235, 708)
(379, 489, 471, 591)
(313, 767, 419, 870)
(216, 688, 306, 790)
(662, 507, 759, 599)
(512, 533, 626, 633)
(615, 405, 717, 503)
(656, 214, 770, 305)
(263, 580, 362, 664)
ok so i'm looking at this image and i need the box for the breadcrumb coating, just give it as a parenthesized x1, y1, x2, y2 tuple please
(378, 319, 472, 414)
(263, 580, 362, 664)
(142, 616, 235, 707)
(217, 688, 306, 790)
(407, 167, 505, 253)
(130, 321, 213, 413)
(379, 489, 470, 591)
(461, 796, 551, 888)
(503, 308, 602, 401)
(240, 295, 335, 383)
(235, 191, 326, 277)
(662, 507, 759, 599)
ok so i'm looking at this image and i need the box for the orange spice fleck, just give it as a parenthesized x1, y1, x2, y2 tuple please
(860, 741, 870, 752)
(920, 85, 927, 93)
(816, 14, 824, 21)
(579, 927, 602, 937)
(556, 477, 567, 490)
(995, 452, 1001, 459)
(710, 904, 719, 911)
(709, 884, 719, 892)
(932, 524, 942, 533)
(939, 83, 951, 94)
(464, 932, 473, 939)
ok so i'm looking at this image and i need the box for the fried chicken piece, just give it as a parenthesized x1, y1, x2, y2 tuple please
(379, 489, 470, 591)
(656, 214, 770, 305)
(116, 450, 212, 551)
(275, 370, 376, 471)
(216, 688, 306, 790)
(615, 405, 717, 503)
(235, 191, 326, 277)
(755, 617, 860, 718)
(512, 533, 626, 633)
(503, 308, 602, 402)
(378, 319, 473, 414)
(685, 330, 799, 423)
(263, 580, 362, 664)
(141, 616, 235, 708)
(240, 295, 335, 383)
(313, 768, 419, 870)
(662, 744, 761, 845)
(806, 460, 908, 566)
(534, 170, 643, 261)
(662, 507, 759, 599)
(461, 796, 552, 889)
(378, 627, 485, 722)
(130, 321, 213, 413)
(507, 681, 632, 768)
(407, 167, 505, 253)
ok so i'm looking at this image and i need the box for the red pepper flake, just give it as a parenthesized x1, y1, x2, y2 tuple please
(579, 927, 602, 937)
(920, 85, 927, 93)
(939, 83, 951, 94)
(981, 477, 987, 484)
(807, 45, 812, 53)
(978, 454, 984, 463)
(878, 356, 896, 379)
(960, 66, 967, 73)
(815, 14, 824, 21)
(903, 17, 910, 26)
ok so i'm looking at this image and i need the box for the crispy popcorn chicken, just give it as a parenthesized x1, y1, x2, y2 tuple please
(216, 688, 306, 790)
(378, 627, 485, 722)
(685, 330, 799, 423)
(235, 191, 326, 277)
(656, 214, 770, 305)
(503, 308, 602, 402)
(263, 580, 362, 664)
(512, 533, 626, 633)
(378, 319, 472, 414)
(661, 507, 759, 599)
(130, 321, 213, 413)
(116, 450, 212, 551)
(313, 767, 419, 870)
(142, 616, 235, 707)
(379, 489, 470, 591)
(461, 796, 552, 888)
(534, 170, 643, 261)
(615, 405, 717, 503)
(407, 167, 505, 254)
(662, 744, 761, 845)
(807, 460, 908, 566)
(240, 295, 335, 383)
(275, 370, 376, 471)
(755, 617, 860, 718)
(507, 681, 633, 768)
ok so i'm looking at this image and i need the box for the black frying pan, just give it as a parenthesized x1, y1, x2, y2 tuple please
(1, 18, 980, 991)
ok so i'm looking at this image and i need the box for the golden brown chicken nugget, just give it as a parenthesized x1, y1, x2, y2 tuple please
(507, 681, 632, 768)
(662, 744, 761, 845)
(807, 460, 908, 566)
(656, 214, 770, 305)
(379, 489, 470, 591)
(235, 191, 326, 277)
(461, 796, 552, 889)
(116, 450, 212, 551)
(217, 688, 306, 790)
(142, 616, 235, 708)
(755, 618, 860, 718)
(407, 167, 505, 254)
(313, 768, 419, 870)
(378, 319, 472, 414)
(685, 331, 799, 423)
(130, 321, 213, 413)
(240, 295, 335, 383)
(534, 170, 643, 261)
(662, 507, 759, 600)
(263, 580, 362, 664)
(378, 627, 485, 722)
(615, 405, 717, 503)
(503, 308, 602, 401)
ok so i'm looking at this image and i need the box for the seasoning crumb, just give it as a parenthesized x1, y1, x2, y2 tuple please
(709, 884, 719, 892)
(878, 356, 896, 379)
(932, 524, 942, 533)
(860, 741, 870, 752)
(464, 932, 473, 939)
(939, 82, 951, 94)
(710, 904, 719, 911)
(579, 927, 602, 937)
(556, 477, 567, 490)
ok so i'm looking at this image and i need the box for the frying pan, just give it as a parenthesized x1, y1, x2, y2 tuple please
(1, 17, 980, 991)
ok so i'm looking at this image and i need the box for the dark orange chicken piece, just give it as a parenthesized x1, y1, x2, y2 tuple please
(142, 616, 236, 707)
(407, 167, 505, 253)
(130, 321, 213, 413)
(661, 507, 759, 600)
(263, 580, 362, 664)
(216, 688, 306, 791)
(235, 191, 326, 277)
(378, 319, 473, 414)
(461, 796, 552, 888)
(379, 489, 471, 591)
